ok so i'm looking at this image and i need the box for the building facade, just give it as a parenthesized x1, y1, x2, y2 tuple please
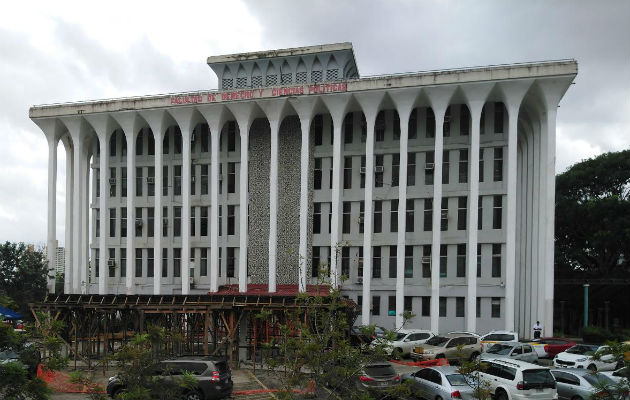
(31, 43, 576, 337)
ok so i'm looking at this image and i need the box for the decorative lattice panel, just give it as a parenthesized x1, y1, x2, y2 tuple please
(295, 71, 307, 84)
(311, 70, 322, 83)
(251, 76, 263, 88)
(326, 69, 339, 81)
(236, 77, 247, 88)
(281, 73, 292, 85)
(222, 78, 233, 90)
(266, 75, 277, 87)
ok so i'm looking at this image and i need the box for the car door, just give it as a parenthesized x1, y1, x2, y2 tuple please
(510, 345, 525, 361)
(425, 369, 443, 399)
(411, 368, 434, 399)
(551, 370, 581, 400)
(445, 337, 465, 359)
(523, 345, 537, 363)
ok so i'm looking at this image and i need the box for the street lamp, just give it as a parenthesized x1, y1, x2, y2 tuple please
(583, 281, 590, 327)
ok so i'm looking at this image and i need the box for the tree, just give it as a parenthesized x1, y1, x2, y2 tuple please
(555, 150, 630, 277)
(0, 242, 49, 318)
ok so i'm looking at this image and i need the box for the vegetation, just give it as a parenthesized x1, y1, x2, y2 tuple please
(590, 341, 630, 400)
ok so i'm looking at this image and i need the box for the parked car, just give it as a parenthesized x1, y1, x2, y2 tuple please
(402, 366, 475, 400)
(373, 329, 435, 357)
(553, 344, 617, 372)
(602, 366, 629, 384)
(410, 334, 482, 362)
(106, 356, 233, 399)
(353, 361, 401, 395)
(480, 331, 519, 352)
(528, 337, 577, 359)
(551, 368, 626, 400)
(447, 331, 481, 338)
(480, 342, 539, 364)
(349, 325, 387, 347)
(477, 358, 557, 400)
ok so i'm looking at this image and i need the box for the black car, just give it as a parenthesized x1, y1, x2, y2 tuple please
(106, 356, 232, 400)
(349, 325, 387, 347)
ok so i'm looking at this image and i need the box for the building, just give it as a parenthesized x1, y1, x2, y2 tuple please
(31, 43, 576, 337)
(44, 240, 66, 275)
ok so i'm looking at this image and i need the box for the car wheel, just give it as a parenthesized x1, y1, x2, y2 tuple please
(184, 390, 203, 400)
(495, 389, 508, 400)
(587, 364, 597, 372)
(571, 396, 583, 400)
(435, 396, 443, 400)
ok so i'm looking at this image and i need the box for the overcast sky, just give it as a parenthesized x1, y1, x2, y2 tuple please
(0, 0, 628, 246)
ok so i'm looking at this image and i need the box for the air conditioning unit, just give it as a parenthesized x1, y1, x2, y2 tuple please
(358, 216, 364, 223)
(425, 163, 435, 170)
(191, 176, 195, 183)
(135, 218, 143, 227)
(107, 259, 115, 267)
(374, 166, 384, 173)
(189, 276, 194, 285)
(146, 177, 154, 184)
(441, 210, 449, 219)
(360, 166, 366, 174)
(356, 277, 363, 284)
(191, 133, 196, 142)
(421, 256, 431, 263)
(162, 218, 168, 226)
(108, 178, 116, 184)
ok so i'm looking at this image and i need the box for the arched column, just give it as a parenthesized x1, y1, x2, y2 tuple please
(61, 136, 74, 294)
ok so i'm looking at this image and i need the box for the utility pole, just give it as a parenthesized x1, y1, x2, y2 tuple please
(583, 282, 589, 327)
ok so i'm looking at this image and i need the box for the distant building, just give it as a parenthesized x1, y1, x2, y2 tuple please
(43, 240, 65, 275)
(32, 43, 577, 338)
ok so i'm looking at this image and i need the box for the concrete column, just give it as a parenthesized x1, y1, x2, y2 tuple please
(209, 126, 220, 292)
(543, 106, 557, 336)
(80, 148, 89, 293)
(63, 138, 73, 294)
(504, 104, 519, 331)
(430, 110, 445, 333)
(237, 121, 249, 292)
(46, 135, 58, 294)
(98, 134, 109, 294)
(297, 116, 311, 292)
(125, 131, 136, 294)
(329, 121, 343, 287)
(268, 119, 280, 293)
(181, 126, 192, 295)
(362, 116, 376, 325)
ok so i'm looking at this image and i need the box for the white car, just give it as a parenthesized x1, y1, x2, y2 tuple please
(478, 358, 558, 400)
(375, 329, 435, 357)
(602, 366, 629, 383)
(553, 344, 617, 372)
(480, 330, 519, 352)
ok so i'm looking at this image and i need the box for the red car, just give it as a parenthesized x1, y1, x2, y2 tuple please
(530, 337, 577, 358)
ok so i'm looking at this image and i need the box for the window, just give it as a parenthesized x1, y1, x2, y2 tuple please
(162, 207, 168, 237)
(459, 149, 468, 183)
(95, 209, 100, 237)
(493, 147, 503, 181)
(312, 247, 320, 278)
(423, 199, 433, 232)
(375, 112, 385, 142)
(422, 246, 431, 278)
(393, 112, 400, 139)
(190, 164, 196, 196)
(163, 166, 168, 196)
(492, 244, 502, 277)
(421, 296, 430, 316)
(109, 208, 116, 237)
(408, 108, 418, 139)
(120, 248, 126, 277)
(227, 247, 235, 277)
(406, 199, 414, 233)
(404, 296, 412, 312)
(477, 244, 482, 277)
(313, 203, 322, 234)
(457, 196, 467, 230)
(425, 151, 434, 185)
(190, 207, 196, 236)
(163, 131, 170, 154)
(480, 107, 486, 134)
(147, 249, 154, 278)
(494, 103, 504, 133)
(372, 247, 381, 278)
(121, 207, 127, 237)
(341, 247, 350, 277)
(478, 196, 483, 230)
(493, 195, 502, 229)
(456, 297, 465, 317)
(390, 199, 398, 232)
(135, 207, 142, 237)
(148, 207, 154, 237)
(108, 248, 115, 277)
(388, 296, 396, 315)
(491, 297, 501, 318)
(148, 167, 155, 196)
(460, 105, 470, 135)
(227, 162, 236, 193)
(375, 155, 384, 187)
(388, 246, 397, 278)
(359, 201, 364, 234)
(227, 205, 235, 235)
(200, 125, 209, 152)
(360, 156, 366, 188)
(110, 168, 117, 197)
(313, 115, 323, 146)
(443, 107, 451, 137)
(174, 130, 182, 154)
(372, 296, 380, 315)
(457, 244, 466, 277)
(96, 169, 100, 198)
(314, 158, 322, 190)
(441, 198, 448, 231)
(343, 157, 352, 189)
(200, 248, 208, 276)
(173, 248, 181, 277)
(358, 295, 362, 309)
(439, 297, 447, 317)
(136, 133, 143, 156)
(110, 134, 117, 157)
(404, 246, 413, 278)
(391, 154, 400, 187)
(227, 122, 236, 152)
(94, 249, 99, 278)
(162, 248, 168, 278)
(174, 206, 181, 237)
(440, 245, 447, 277)
(373, 201, 382, 233)
(338, 114, 352, 145)
(200, 165, 208, 195)
(407, 152, 416, 186)
(174, 165, 182, 196)
(200, 207, 208, 236)
(442, 151, 450, 184)
(135, 248, 143, 277)
(218, 206, 222, 236)
(426, 108, 435, 138)
(476, 297, 481, 318)
(479, 149, 484, 182)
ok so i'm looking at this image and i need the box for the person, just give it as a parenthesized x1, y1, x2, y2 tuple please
(533, 321, 542, 339)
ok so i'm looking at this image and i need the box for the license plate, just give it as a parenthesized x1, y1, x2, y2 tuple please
(414, 347, 424, 353)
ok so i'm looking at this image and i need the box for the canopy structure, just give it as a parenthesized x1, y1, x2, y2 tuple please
(0, 305, 22, 320)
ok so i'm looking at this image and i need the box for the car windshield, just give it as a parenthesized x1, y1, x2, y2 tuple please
(426, 336, 449, 346)
(365, 364, 396, 378)
(486, 343, 513, 355)
(393, 333, 407, 341)
(446, 374, 468, 386)
(584, 374, 615, 387)
(483, 334, 514, 341)
(566, 344, 599, 355)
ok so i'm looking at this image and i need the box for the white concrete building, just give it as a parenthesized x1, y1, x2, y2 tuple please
(31, 43, 576, 337)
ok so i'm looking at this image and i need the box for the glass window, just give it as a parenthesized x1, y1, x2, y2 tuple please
(494, 147, 503, 182)
(174, 165, 182, 196)
(493, 195, 502, 229)
(372, 247, 381, 278)
(373, 201, 382, 233)
(456, 297, 465, 317)
(423, 198, 433, 232)
(174, 206, 181, 237)
(407, 152, 416, 186)
(491, 297, 501, 318)
(492, 244, 502, 277)
(343, 156, 352, 189)
(375, 154, 384, 188)
(422, 246, 431, 278)
(173, 248, 181, 277)
(404, 246, 413, 278)
(439, 297, 447, 317)
(388, 245, 397, 278)
(314, 158, 322, 190)
(442, 150, 450, 184)
(421, 296, 430, 316)
(372, 296, 380, 315)
(457, 244, 466, 277)
(425, 151, 434, 185)
(459, 149, 468, 183)
(406, 199, 414, 233)
(227, 162, 236, 193)
(457, 196, 467, 230)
